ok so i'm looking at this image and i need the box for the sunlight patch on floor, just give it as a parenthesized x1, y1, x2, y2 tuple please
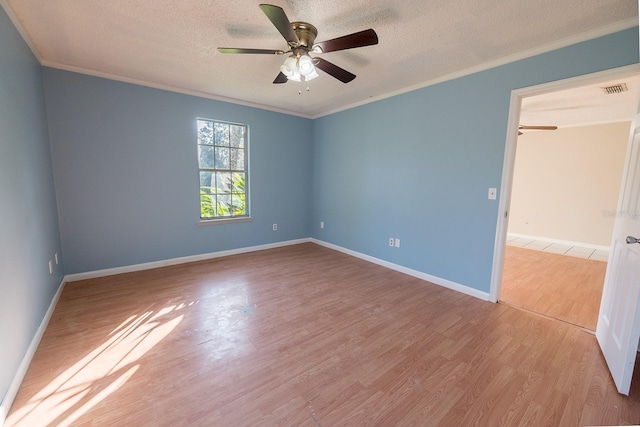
(6, 303, 190, 426)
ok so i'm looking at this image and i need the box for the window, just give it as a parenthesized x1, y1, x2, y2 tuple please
(197, 118, 249, 220)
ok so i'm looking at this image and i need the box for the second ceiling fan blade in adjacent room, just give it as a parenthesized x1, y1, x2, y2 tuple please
(518, 125, 558, 131)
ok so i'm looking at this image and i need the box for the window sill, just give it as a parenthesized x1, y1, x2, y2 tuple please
(197, 216, 254, 226)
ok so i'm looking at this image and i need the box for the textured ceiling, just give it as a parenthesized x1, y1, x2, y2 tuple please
(1, 0, 637, 118)
(521, 74, 640, 129)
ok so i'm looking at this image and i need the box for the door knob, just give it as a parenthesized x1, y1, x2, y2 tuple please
(627, 236, 640, 244)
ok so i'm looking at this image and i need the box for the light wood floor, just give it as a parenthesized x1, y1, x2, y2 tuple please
(6, 243, 640, 426)
(501, 245, 607, 331)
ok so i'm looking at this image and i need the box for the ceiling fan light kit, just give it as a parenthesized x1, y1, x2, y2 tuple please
(218, 4, 378, 86)
(280, 54, 318, 82)
(297, 55, 315, 76)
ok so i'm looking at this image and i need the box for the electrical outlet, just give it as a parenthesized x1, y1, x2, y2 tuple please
(389, 238, 394, 247)
(395, 239, 400, 248)
(488, 188, 497, 200)
(272, 224, 278, 231)
(55, 253, 59, 265)
(320, 221, 324, 229)
(48, 260, 53, 274)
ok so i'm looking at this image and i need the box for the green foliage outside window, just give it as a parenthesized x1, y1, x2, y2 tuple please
(197, 119, 248, 219)
(200, 173, 246, 218)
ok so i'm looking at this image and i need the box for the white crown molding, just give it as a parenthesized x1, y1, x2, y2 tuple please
(2, 0, 310, 119)
(313, 18, 639, 119)
(38, 60, 314, 119)
(0, 0, 42, 59)
(3, 0, 634, 120)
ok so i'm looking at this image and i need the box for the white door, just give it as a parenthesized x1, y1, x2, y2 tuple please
(596, 111, 640, 395)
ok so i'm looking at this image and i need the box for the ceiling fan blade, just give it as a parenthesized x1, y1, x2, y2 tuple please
(259, 4, 300, 46)
(218, 48, 285, 55)
(518, 125, 558, 130)
(273, 72, 288, 84)
(314, 29, 378, 53)
(314, 58, 356, 83)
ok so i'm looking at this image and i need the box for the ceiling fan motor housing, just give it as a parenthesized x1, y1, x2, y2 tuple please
(217, 5, 377, 84)
(291, 22, 318, 51)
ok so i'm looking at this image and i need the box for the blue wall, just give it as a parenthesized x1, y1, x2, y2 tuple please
(43, 70, 313, 274)
(0, 8, 63, 406)
(312, 28, 639, 294)
(1, 5, 638, 412)
(42, 27, 640, 284)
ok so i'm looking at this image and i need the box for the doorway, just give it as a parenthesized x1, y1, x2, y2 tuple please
(489, 65, 640, 329)
(501, 121, 630, 330)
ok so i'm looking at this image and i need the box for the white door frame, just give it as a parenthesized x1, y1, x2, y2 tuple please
(489, 63, 640, 303)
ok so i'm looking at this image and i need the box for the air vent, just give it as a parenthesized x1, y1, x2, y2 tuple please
(601, 83, 628, 94)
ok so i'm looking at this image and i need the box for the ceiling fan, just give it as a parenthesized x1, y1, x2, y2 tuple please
(217, 4, 378, 84)
(518, 125, 558, 135)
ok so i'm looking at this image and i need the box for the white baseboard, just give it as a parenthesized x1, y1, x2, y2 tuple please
(1, 278, 66, 426)
(65, 238, 312, 282)
(506, 233, 610, 252)
(0, 237, 489, 426)
(64, 238, 490, 303)
(311, 239, 491, 302)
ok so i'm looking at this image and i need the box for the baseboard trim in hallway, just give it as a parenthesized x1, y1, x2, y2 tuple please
(506, 233, 609, 261)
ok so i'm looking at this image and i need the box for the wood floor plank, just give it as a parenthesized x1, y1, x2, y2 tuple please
(501, 245, 606, 330)
(5, 243, 640, 426)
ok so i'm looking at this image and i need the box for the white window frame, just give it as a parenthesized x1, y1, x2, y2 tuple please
(196, 118, 251, 224)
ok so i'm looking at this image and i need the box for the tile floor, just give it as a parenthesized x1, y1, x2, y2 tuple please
(506, 235, 609, 262)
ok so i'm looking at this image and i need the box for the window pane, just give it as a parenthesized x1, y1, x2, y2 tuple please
(230, 125, 245, 148)
(198, 145, 214, 168)
(217, 194, 231, 215)
(199, 171, 214, 193)
(231, 172, 245, 194)
(214, 122, 230, 146)
(215, 147, 230, 169)
(229, 148, 245, 170)
(197, 120, 214, 145)
(216, 172, 232, 193)
(200, 193, 215, 218)
(200, 170, 215, 219)
(231, 194, 246, 215)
